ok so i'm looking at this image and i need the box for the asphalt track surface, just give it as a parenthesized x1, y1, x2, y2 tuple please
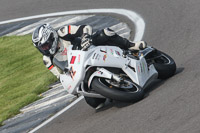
(1, 0, 200, 133)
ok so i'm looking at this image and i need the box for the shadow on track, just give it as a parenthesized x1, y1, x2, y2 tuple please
(96, 67, 184, 112)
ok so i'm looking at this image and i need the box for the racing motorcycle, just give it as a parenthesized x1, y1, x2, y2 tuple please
(60, 44, 176, 108)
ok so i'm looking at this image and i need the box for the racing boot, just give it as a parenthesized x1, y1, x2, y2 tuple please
(129, 41, 147, 51)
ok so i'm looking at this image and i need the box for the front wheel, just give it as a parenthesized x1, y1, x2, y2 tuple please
(91, 76, 144, 102)
(152, 50, 176, 79)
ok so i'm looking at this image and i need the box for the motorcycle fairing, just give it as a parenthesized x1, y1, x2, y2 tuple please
(60, 46, 158, 96)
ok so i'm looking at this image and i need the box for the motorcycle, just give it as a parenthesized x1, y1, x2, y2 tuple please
(60, 44, 176, 108)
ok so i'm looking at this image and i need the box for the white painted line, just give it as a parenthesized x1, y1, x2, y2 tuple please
(0, 23, 22, 35)
(29, 96, 84, 133)
(110, 23, 129, 32)
(48, 83, 63, 89)
(7, 18, 58, 36)
(21, 94, 75, 113)
(42, 89, 67, 98)
(119, 32, 130, 39)
(109, 22, 125, 29)
(18, 15, 94, 35)
(0, 8, 145, 41)
(53, 15, 94, 29)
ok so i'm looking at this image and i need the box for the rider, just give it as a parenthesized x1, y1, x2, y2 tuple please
(32, 23, 147, 79)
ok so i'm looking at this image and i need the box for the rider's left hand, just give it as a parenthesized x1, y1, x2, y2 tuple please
(81, 33, 92, 51)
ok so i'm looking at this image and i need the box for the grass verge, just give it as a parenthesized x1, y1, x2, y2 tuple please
(0, 35, 57, 126)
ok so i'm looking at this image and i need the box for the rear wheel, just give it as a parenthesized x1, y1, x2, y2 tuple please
(152, 50, 176, 79)
(91, 75, 144, 102)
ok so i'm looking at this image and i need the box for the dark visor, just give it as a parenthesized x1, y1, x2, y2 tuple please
(40, 34, 54, 50)
(41, 42, 52, 50)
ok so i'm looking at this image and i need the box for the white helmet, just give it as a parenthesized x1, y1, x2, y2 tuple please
(32, 24, 58, 55)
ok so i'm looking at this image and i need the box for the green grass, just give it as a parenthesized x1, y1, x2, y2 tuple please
(0, 35, 57, 126)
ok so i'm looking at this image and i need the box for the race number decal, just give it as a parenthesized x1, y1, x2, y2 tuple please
(69, 66, 76, 80)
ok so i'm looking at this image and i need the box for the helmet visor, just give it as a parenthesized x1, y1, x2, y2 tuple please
(39, 33, 55, 50)
(41, 42, 52, 50)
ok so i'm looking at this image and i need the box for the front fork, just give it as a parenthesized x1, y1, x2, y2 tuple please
(87, 68, 122, 89)
(76, 68, 121, 98)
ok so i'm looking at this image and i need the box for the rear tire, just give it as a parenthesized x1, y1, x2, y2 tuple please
(91, 77, 144, 103)
(153, 50, 176, 79)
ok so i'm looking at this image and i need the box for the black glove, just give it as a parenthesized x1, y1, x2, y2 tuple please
(80, 33, 92, 51)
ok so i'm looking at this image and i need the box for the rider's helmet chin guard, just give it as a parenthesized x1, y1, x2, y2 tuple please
(32, 23, 58, 56)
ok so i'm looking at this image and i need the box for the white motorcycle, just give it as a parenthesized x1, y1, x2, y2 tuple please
(60, 45, 176, 108)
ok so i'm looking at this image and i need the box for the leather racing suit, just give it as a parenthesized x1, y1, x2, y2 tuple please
(43, 25, 136, 79)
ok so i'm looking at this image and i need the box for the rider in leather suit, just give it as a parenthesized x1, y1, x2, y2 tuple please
(32, 23, 147, 109)
(32, 23, 147, 79)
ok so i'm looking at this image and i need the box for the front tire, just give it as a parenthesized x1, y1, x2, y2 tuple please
(91, 77, 144, 103)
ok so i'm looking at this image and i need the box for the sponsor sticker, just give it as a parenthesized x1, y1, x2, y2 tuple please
(98, 71, 103, 74)
(138, 65, 140, 73)
(92, 53, 96, 59)
(142, 62, 145, 73)
(115, 51, 120, 56)
(110, 49, 114, 55)
(61, 48, 67, 55)
(140, 63, 143, 73)
(103, 54, 107, 61)
(78, 54, 81, 64)
(92, 53, 101, 60)
(70, 56, 76, 64)
(67, 85, 72, 90)
(100, 49, 107, 53)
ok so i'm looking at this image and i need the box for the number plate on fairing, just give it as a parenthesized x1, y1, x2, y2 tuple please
(60, 50, 88, 94)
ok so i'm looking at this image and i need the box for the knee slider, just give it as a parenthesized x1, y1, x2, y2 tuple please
(103, 28, 116, 37)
